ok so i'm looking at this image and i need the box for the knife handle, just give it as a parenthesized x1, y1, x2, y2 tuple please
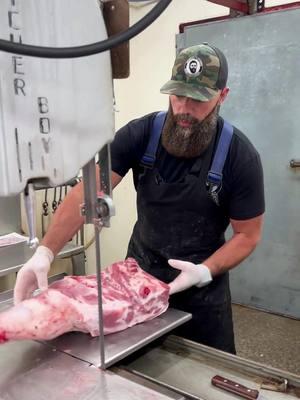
(211, 375, 259, 400)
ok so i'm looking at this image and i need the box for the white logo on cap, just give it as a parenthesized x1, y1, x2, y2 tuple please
(184, 57, 203, 77)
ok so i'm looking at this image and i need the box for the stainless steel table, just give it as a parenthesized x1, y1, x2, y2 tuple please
(122, 335, 300, 400)
(0, 340, 180, 400)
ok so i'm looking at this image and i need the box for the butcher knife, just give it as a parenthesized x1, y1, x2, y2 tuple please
(211, 375, 268, 400)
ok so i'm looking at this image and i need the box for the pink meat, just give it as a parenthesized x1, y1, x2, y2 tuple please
(0, 258, 169, 343)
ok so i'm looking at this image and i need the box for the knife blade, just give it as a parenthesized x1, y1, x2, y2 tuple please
(211, 375, 266, 400)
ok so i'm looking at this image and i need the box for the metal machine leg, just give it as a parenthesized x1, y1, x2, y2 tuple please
(71, 252, 86, 276)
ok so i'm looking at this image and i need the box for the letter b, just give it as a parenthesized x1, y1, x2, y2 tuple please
(38, 97, 49, 114)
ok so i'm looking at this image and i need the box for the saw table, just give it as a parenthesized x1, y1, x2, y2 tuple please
(0, 292, 299, 400)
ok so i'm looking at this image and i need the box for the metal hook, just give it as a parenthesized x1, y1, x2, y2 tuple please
(52, 187, 58, 213)
(58, 186, 63, 206)
(42, 189, 49, 217)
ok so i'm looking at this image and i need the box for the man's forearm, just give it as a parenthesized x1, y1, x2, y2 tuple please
(204, 233, 259, 277)
(204, 215, 264, 276)
(41, 181, 85, 256)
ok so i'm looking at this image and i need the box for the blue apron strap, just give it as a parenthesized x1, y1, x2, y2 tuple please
(207, 120, 233, 188)
(140, 111, 167, 169)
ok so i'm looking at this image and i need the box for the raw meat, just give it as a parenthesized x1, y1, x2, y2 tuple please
(0, 258, 169, 343)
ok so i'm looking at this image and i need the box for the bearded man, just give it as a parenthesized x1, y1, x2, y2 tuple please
(14, 44, 265, 354)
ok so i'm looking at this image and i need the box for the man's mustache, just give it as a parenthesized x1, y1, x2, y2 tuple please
(174, 114, 199, 125)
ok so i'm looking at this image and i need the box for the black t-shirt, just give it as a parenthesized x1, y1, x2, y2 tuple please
(110, 112, 265, 220)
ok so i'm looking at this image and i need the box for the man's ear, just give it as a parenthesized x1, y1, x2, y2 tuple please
(218, 87, 230, 104)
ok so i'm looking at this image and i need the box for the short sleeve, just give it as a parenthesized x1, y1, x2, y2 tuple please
(110, 125, 135, 177)
(110, 115, 153, 177)
(228, 154, 265, 220)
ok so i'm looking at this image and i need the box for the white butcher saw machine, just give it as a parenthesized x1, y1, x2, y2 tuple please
(0, 0, 175, 370)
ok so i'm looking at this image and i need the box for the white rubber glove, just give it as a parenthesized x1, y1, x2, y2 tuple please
(168, 259, 213, 295)
(14, 245, 54, 305)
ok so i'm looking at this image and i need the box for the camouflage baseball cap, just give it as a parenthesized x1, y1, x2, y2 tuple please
(160, 43, 228, 102)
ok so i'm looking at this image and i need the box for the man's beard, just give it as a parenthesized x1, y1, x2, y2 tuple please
(161, 103, 219, 158)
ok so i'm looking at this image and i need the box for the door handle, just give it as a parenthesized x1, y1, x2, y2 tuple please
(290, 159, 300, 168)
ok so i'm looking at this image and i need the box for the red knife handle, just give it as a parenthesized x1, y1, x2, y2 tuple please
(211, 375, 259, 400)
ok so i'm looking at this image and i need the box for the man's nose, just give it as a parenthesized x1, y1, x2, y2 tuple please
(176, 96, 192, 112)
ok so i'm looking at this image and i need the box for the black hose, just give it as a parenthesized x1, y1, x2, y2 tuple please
(0, 0, 171, 58)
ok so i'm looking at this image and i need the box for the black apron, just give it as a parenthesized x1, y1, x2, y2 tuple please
(126, 130, 236, 354)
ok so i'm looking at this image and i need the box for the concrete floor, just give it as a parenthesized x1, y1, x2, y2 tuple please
(232, 304, 300, 375)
